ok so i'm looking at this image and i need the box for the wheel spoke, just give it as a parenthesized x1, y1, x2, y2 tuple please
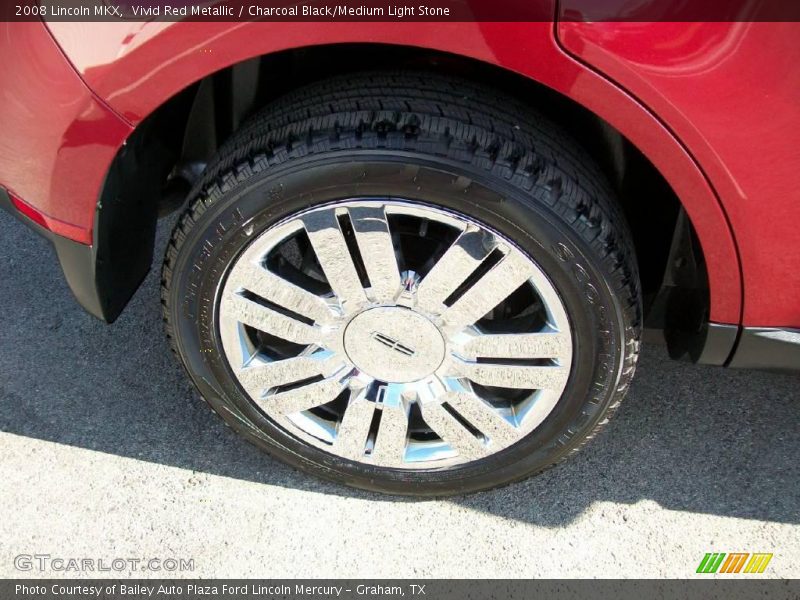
(450, 358, 570, 390)
(416, 226, 494, 314)
(441, 251, 535, 335)
(226, 262, 336, 326)
(257, 368, 352, 415)
(458, 331, 571, 361)
(302, 209, 368, 312)
(221, 291, 323, 345)
(438, 388, 523, 447)
(236, 351, 343, 397)
(418, 400, 489, 460)
(333, 387, 375, 461)
(348, 206, 401, 303)
(370, 384, 410, 466)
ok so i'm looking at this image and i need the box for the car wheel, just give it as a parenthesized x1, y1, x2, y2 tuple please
(161, 72, 641, 495)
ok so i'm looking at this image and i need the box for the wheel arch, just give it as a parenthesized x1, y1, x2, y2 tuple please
(89, 39, 740, 363)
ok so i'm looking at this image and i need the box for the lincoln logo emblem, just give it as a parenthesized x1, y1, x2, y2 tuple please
(371, 332, 416, 357)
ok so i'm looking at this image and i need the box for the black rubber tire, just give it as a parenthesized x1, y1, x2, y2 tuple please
(161, 72, 641, 496)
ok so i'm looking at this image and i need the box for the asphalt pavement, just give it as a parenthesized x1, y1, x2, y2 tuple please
(1, 209, 798, 578)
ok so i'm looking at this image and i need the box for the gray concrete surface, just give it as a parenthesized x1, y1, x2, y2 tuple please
(1, 209, 798, 578)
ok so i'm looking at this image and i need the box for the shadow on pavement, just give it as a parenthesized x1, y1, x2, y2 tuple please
(1, 212, 798, 526)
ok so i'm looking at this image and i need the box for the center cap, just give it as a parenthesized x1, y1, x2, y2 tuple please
(343, 307, 446, 383)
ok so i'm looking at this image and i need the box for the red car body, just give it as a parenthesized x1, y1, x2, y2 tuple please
(1, 2, 798, 369)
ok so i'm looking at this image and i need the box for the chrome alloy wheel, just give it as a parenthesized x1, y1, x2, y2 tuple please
(219, 200, 573, 469)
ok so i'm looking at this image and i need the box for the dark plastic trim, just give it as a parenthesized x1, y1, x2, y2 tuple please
(1, 185, 112, 322)
(696, 322, 739, 366)
(727, 327, 800, 372)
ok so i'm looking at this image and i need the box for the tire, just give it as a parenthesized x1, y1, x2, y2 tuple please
(161, 72, 641, 496)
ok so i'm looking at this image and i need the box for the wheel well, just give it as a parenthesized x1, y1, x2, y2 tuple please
(107, 43, 708, 352)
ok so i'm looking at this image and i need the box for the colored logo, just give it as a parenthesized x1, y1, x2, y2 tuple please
(696, 553, 773, 574)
